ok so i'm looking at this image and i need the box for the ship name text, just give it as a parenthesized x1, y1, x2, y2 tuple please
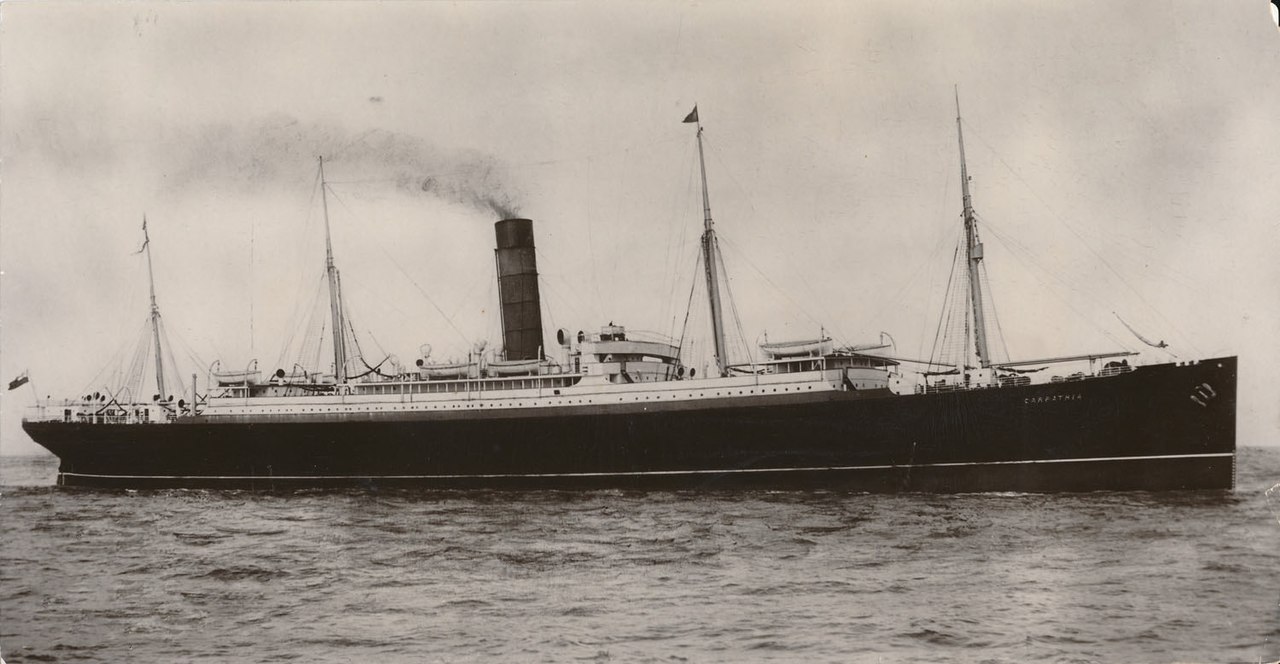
(1024, 394, 1082, 404)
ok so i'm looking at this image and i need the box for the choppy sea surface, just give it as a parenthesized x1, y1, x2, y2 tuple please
(2, 448, 1278, 663)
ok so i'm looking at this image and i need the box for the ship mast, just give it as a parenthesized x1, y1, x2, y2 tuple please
(690, 109, 730, 377)
(956, 90, 992, 371)
(319, 157, 348, 385)
(142, 215, 166, 400)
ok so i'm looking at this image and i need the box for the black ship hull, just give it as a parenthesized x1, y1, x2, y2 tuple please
(23, 357, 1236, 492)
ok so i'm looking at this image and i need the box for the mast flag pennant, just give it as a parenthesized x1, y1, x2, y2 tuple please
(134, 216, 149, 255)
(683, 106, 699, 123)
(7, 371, 29, 391)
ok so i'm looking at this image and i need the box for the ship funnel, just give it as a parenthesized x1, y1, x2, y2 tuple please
(494, 218, 545, 361)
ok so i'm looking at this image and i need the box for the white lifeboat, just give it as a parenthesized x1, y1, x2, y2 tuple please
(417, 361, 472, 380)
(486, 359, 543, 377)
(759, 337, 833, 359)
(212, 369, 262, 386)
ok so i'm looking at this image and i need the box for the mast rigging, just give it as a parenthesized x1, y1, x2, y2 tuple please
(319, 157, 349, 385)
(956, 89, 992, 371)
(142, 216, 167, 400)
(689, 107, 730, 377)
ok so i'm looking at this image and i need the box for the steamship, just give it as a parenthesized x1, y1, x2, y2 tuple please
(21, 103, 1237, 491)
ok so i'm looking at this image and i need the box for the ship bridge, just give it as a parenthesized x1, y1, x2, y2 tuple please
(567, 325, 684, 384)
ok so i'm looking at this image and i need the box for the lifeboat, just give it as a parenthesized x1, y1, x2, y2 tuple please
(212, 369, 261, 386)
(486, 359, 543, 377)
(759, 337, 833, 359)
(418, 363, 472, 380)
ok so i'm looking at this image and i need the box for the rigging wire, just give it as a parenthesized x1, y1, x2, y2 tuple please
(249, 213, 255, 362)
(313, 319, 327, 374)
(715, 235, 828, 337)
(267, 171, 326, 371)
(536, 268, 594, 333)
(296, 273, 328, 370)
(79, 316, 144, 398)
(81, 238, 153, 398)
(585, 154, 606, 322)
(325, 185, 472, 348)
(704, 136, 853, 348)
(423, 268, 501, 359)
(906, 222, 965, 362)
(122, 317, 151, 398)
(675, 249, 704, 360)
(340, 274, 423, 334)
(342, 299, 365, 372)
(1114, 312, 1173, 354)
(979, 261, 1012, 364)
(977, 213, 1134, 352)
(539, 275, 560, 347)
(163, 315, 209, 383)
(277, 271, 327, 372)
(662, 138, 701, 341)
(963, 122, 1199, 355)
(716, 237, 755, 369)
(912, 169, 962, 362)
(928, 241, 963, 368)
(158, 318, 186, 400)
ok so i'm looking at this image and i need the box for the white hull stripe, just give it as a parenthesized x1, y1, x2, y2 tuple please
(59, 452, 1234, 481)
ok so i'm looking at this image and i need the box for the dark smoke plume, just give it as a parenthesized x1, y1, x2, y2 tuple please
(159, 114, 522, 218)
(415, 168, 520, 220)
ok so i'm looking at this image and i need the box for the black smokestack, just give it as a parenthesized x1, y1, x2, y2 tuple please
(494, 218, 544, 361)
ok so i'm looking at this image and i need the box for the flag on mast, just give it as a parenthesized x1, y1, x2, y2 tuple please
(7, 371, 29, 391)
(682, 106, 699, 123)
(134, 216, 149, 254)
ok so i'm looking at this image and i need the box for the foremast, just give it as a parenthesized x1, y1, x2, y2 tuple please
(956, 90, 992, 372)
(319, 157, 348, 385)
(689, 107, 730, 377)
(141, 216, 166, 399)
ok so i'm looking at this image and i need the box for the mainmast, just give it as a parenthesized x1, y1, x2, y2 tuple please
(955, 90, 992, 370)
(142, 215, 166, 399)
(319, 157, 348, 384)
(688, 107, 730, 377)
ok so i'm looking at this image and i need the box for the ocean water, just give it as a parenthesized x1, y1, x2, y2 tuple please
(1, 449, 1277, 663)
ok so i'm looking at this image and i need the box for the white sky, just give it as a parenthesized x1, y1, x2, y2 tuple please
(2, 0, 1278, 454)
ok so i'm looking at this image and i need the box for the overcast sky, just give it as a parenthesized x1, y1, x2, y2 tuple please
(2, 0, 1278, 454)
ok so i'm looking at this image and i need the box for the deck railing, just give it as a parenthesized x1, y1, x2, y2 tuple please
(24, 401, 180, 424)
